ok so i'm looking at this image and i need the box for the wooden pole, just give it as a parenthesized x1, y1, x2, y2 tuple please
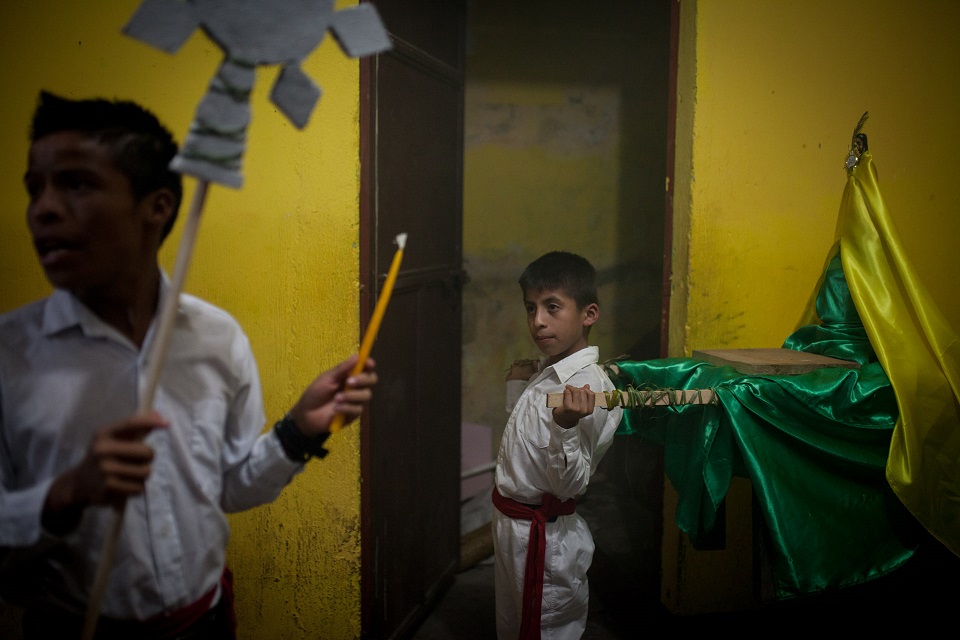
(546, 387, 716, 409)
(82, 179, 210, 640)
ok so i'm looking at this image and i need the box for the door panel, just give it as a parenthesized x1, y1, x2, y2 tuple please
(374, 2, 463, 69)
(360, 2, 466, 638)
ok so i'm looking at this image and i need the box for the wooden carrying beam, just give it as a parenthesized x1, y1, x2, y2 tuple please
(546, 388, 716, 409)
(692, 348, 859, 375)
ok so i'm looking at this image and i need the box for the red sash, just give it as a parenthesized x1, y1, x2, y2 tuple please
(138, 566, 234, 637)
(24, 567, 236, 639)
(492, 487, 576, 640)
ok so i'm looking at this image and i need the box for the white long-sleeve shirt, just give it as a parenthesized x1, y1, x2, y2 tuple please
(0, 284, 304, 619)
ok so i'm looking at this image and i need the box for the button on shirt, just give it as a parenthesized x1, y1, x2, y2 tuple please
(0, 284, 304, 619)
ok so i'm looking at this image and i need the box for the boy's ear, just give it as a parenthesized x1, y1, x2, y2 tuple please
(581, 302, 599, 327)
(142, 188, 176, 233)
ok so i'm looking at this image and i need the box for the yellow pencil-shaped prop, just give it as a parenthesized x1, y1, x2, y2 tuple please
(330, 232, 408, 433)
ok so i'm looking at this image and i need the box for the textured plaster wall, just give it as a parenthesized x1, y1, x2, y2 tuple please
(673, 0, 960, 357)
(666, 0, 960, 614)
(0, 1, 364, 638)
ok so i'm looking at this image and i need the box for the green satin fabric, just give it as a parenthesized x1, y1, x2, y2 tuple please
(615, 248, 919, 598)
(838, 152, 960, 559)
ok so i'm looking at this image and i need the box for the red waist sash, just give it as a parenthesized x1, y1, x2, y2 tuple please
(126, 566, 233, 638)
(492, 487, 576, 640)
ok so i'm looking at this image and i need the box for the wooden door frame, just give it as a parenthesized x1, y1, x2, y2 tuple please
(357, 4, 466, 633)
(358, 49, 376, 631)
(660, 0, 680, 359)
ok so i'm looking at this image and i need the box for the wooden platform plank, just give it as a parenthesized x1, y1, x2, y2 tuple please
(692, 348, 859, 375)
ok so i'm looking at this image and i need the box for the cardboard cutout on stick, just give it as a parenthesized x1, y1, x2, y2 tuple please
(123, 0, 392, 187)
(82, 3, 392, 637)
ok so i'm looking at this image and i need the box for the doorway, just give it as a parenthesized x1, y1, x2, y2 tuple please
(458, 0, 674, 628)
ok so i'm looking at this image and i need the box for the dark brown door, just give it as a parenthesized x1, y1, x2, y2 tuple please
(359, 2, 466, 638)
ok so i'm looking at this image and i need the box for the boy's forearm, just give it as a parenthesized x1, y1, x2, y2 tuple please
(552, 410, 580, 429)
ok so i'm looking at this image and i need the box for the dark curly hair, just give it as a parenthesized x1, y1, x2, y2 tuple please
(30, 91, 183, 241)
(519, 251, 599, 310)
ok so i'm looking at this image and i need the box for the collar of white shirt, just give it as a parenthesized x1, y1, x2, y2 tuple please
(542, 346, 599, 384)
(41, 273, 177, 347)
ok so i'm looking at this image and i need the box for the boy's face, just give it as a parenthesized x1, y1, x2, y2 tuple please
(524, 287, 598, 366)
(24, 131, 169, 300)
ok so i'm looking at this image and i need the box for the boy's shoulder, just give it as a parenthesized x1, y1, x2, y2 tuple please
(0, 296, 46, 324)
(0, 297, 47, 346)
(177, 292, 252, 348)
(179, 291, 241, 326)
(569, 348, 618, 386)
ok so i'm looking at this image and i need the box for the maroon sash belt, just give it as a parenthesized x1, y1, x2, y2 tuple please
(137, 566, 234, 637)
(492, 487, 576, 640)
(23, 568, 235, 640)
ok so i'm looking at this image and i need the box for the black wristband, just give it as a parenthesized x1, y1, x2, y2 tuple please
(274, 413, 330, 462)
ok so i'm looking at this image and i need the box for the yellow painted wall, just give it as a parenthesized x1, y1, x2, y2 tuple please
(666, 0, 960, 613)
(0, 1, 364, 637)
(672, 0, 960, 356)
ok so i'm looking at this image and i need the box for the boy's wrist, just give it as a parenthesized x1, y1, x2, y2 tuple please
(551, 409, 580, 430)
(274, 413, 329, 462)
(42, 472, 85, 535)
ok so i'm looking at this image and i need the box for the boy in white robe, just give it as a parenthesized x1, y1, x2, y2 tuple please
(492, 251, 623, 640)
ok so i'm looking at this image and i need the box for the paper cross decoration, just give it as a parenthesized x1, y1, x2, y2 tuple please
(123, 0, 392, 188)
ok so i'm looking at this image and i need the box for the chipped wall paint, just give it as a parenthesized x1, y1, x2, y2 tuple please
(0, 1, 363, 637)
(666, 0, 960, 614)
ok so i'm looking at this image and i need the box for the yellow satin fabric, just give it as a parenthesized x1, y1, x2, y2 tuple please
(840, 151, 960, 557)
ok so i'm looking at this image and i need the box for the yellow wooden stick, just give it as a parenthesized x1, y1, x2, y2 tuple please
(330, 232, 407, 433)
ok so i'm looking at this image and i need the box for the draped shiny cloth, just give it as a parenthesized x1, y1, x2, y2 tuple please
(614, 150, 960, 596)
(615, 246, 919, 598)
(491, 487, 576, 639)
(837, 152, 960, 558)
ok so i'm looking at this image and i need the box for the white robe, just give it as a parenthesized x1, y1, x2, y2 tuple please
(492, 347, 622, 639)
